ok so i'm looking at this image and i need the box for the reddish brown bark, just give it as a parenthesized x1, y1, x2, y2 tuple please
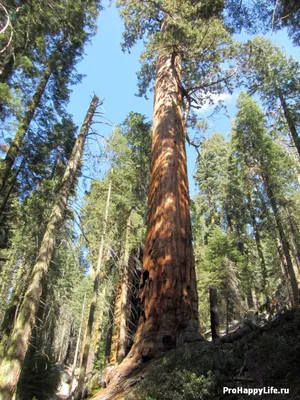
(128, 51, 202, 362)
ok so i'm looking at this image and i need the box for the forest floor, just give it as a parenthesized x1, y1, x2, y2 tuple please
(90, 307, 300, 400)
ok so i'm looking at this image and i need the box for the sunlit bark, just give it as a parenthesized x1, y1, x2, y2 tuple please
(129, 50, 202, 362)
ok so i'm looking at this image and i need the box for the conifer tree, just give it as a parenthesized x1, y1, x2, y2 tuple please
(116, 0, 234, 363)
(0, 95, 99, 400)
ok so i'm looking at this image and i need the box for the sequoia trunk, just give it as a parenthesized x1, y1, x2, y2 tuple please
(0, 95, 99, 400)
(129, 51, 201, 361)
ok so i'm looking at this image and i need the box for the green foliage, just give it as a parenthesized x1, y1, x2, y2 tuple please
(17, 350, 61, 400)
(130, 309, 300, 400)
(0, 83, 11, 106)
(117, 0, 235, 114)
(238, 37, 299, 143)
(82, 112, 151, 266)
(225, 1, 300, 45)
(129, 342, 243, 400)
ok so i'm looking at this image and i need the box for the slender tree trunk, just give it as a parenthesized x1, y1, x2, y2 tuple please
(69, 293, 87, 396)
(75, 178, 112, 400)
(104, 294, 116, 365)
(276, 86, 300, 159)
(128, 50, 202, 362)
(246, 189, 270, 310)
(226, 296, 229, 335)
(0, 95, 99, 400)
(110, 282, 121, 364)
(117, 211, 133, 362)
(209, 288, 220, 340)
(0, 158, 24, 220)
(285, 205, 300, 276)
(0, 67, 51, 194)
(263, 173, 299, 304)
(276, 237, 293, 306)
(0, 261, 32, 359)
(251, 287, 258, 310)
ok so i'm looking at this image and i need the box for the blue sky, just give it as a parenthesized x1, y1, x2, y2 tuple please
(67, 1, 299, 197)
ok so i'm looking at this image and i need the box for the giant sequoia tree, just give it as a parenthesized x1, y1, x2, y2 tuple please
(115, 0, 234, 361)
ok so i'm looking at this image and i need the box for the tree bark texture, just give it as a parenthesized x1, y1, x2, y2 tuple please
(75, 178, 112, 400)
(129, 51, 202, 362)
(0, 95, 99, 400)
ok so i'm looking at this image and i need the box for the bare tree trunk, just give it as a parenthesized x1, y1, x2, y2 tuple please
(69, 293, 87, 396)
(75, 177, 112, 400)
(0, 158, 24, 220)
(209, 288, 220, 340)
(117, 211, 133, 362)
(251, 287, 258, 311)
(0, 95, 99, 400)
(104, 294, 116, 365)
(276, 237, 293, 307)
(128, 49, 202, 363)
(110, 282, 121, 364)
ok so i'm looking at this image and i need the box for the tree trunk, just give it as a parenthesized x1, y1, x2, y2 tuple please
(0, 158, 24, 220)
(263, 173, 299, 304)
(0, 67, 51, 194)
(117, 211, 133, 362)
(250, 287, 258, 311)
(0, 36, 67, 196)
(128, 50, 202, 362)
(276, 85, 300, 159)
(276, 237, 293, 307)
(285, 205, 300, 276)
(209, 288, 220, 340)
(75, 177, 112, 400)
(246, 189, 270, 310)
(0, 95, 99, 400)
(69, 293, 87, 396)
(0, 261, 32, 359)
(104, 294, 116, 365)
